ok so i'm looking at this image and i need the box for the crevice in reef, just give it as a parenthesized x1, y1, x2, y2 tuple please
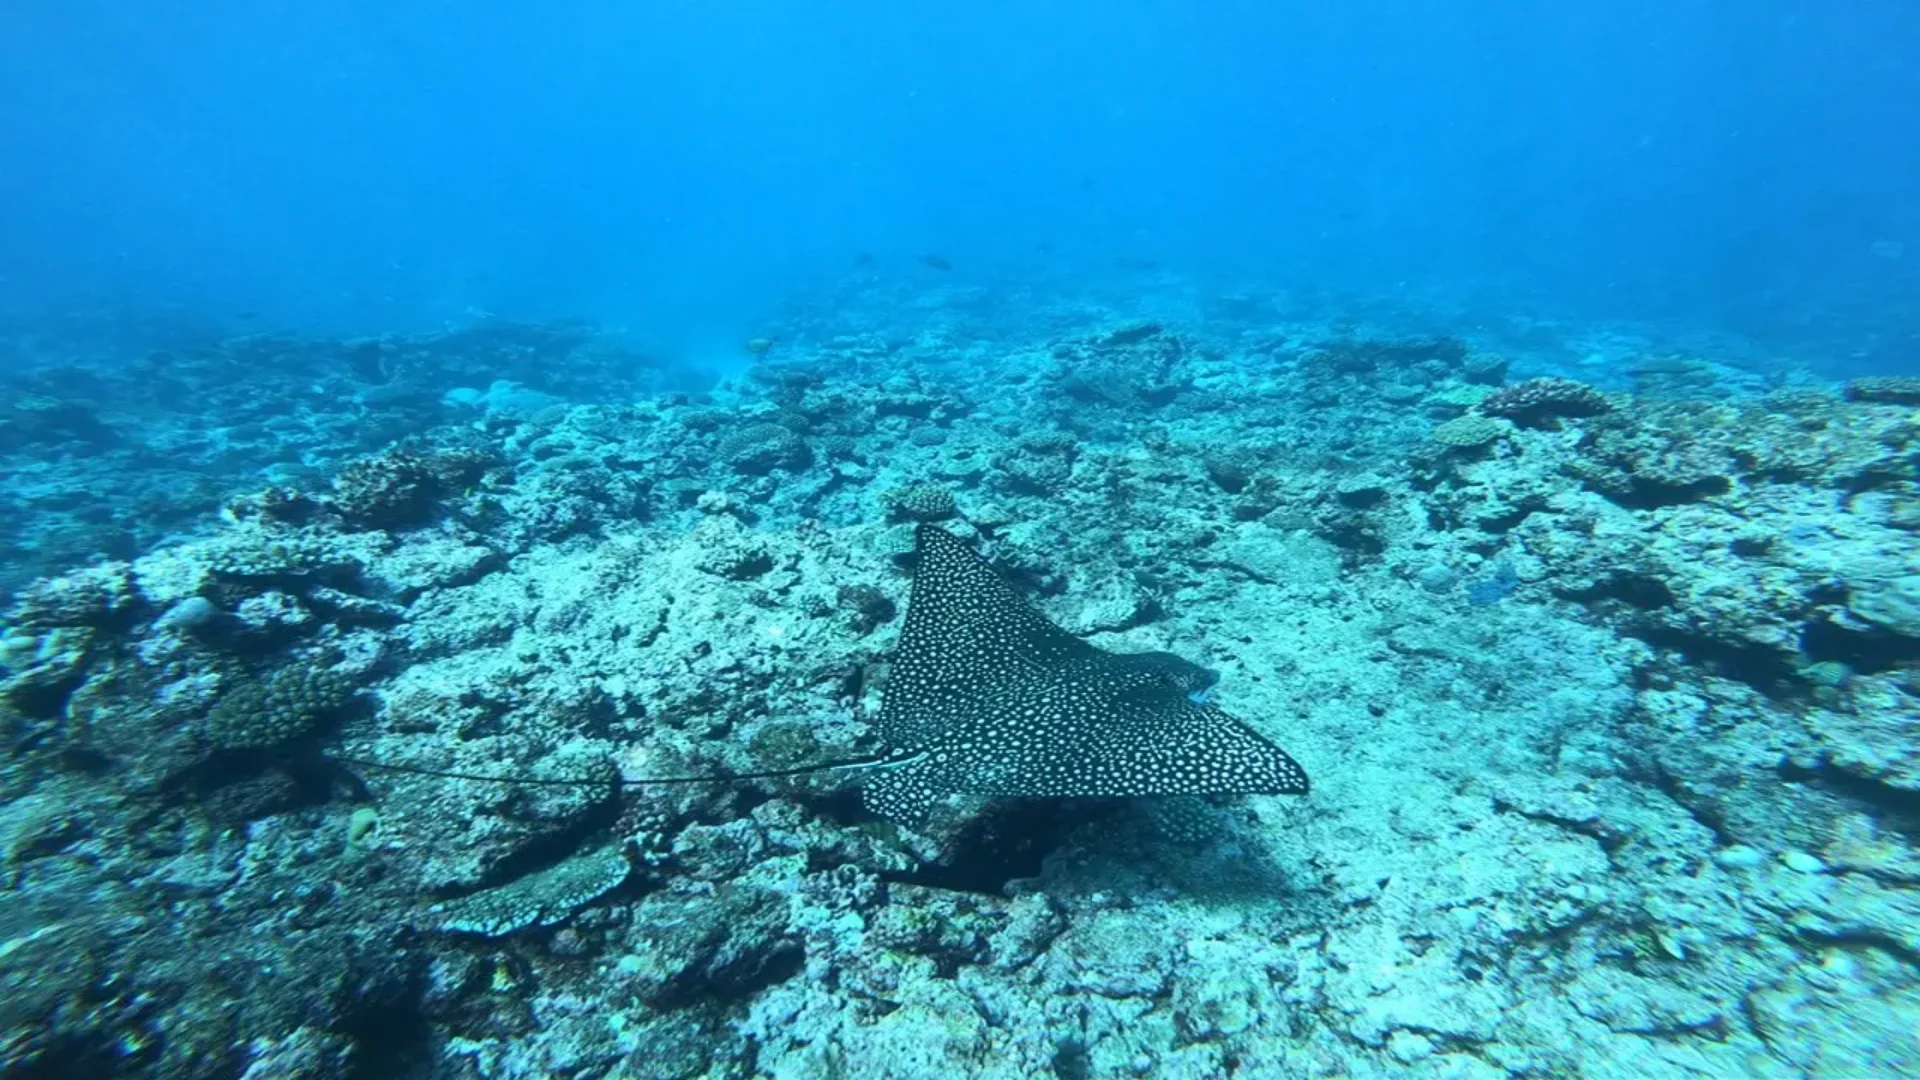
(1592, 474, 1733, 510)
(1626, 623, 1797, 694)
(1792, 928, 1920, 971)
(1777, 760, 1920, 835)
(1799, 617, 1920, 675)
(1631, 757, 1735, 848)
(1558, 572, 1676, 611)
(881, 800, 1109, 895)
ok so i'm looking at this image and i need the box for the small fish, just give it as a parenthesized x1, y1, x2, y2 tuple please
(919, 255, 953, 271)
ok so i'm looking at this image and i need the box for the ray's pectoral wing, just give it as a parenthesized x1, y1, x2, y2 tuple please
(860, 756, 943, 826)
(908, 524, 1096, 665)
(859, 698, 1309, 824)
(878, 524, 1098, 748)
(1079, 700, 1311, 798)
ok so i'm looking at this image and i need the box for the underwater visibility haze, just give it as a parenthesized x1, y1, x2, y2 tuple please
(1, 2, 1918, 1077)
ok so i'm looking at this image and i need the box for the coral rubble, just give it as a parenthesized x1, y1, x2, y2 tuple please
(1, 307, 1916, 1079)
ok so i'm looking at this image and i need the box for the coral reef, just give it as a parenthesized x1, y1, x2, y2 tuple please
(330, 447, 489, 528)
(437, 843, 634, 936)
(1845, 375, 1920, 404)
(718, 421, 812, 476)
(201, 662, 357, 751)
(6, 562, 137, 629)
(1478, 375, 1614, 426)
(0, 302, 1915, 1080)
(1431, 413, 1512, 451)
(881, 483, 959, 522)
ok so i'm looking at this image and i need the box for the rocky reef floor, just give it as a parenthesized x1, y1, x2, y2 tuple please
(3, 295, 1918, 1078)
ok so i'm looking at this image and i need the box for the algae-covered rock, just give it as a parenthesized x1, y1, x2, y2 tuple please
(6, 563, 137, 629)
(1432, 414, 1511, 451)
(1844, 375, 1920, 405)
(1849, 574, 1920, 638)
(437, 843, 632, 937)
(613, 882, 797, 1006)
(718, 422, 811, 475)
(1425, 384, 1497, 413)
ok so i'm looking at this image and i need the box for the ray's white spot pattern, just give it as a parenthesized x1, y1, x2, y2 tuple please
(863, 525, 1310, 825)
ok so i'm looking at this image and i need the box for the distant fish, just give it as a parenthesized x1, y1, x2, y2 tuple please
(854, 252, 875, 268)
(919, 254, 953, 271)
(744, 337, 777, 356)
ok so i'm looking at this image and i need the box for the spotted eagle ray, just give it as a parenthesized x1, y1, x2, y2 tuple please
(856, 524, 1309, 822)
(340, 524, 1309, 825)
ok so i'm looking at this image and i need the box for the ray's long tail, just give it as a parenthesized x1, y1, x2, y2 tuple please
(330, 752, 898, 789)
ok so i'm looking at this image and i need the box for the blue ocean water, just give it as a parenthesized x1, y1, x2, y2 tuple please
(5, 2, 1917, 359)
(1, 3, 1918, 1077)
